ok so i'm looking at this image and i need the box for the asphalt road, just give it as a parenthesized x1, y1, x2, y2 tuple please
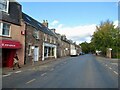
(2, 54, 118, 88)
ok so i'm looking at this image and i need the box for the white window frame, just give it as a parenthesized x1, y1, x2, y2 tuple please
(0, 0, 9, 13)
(0, 22, 11, 37)
(50, 36, 52, 43)
(54, 38, 56, 44)
(45, 34, 47, 41)
(34, 29, 39, 40)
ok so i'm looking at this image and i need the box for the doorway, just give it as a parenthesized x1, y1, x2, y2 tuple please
(34, 46, 39, 61)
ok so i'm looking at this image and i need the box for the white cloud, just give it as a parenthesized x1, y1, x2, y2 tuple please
(113, 20, 118, 28)
(50, 20, 118, 45)
(50, 20, 59, 26)
(56, 24, 96, 44)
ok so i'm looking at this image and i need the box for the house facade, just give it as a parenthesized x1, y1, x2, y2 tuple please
(22, 13, 57, 64)
(0, 0, 25, 68)
(56, 34, 70, 58)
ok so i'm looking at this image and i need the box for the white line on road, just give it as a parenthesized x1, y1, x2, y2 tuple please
(3, 73, 11, 77)
(49, 68, 54, 71)
(26, 79, 36, 84)
(113, 71, 118, 75)
(41, 73, 47, 76)
(109, 67, 112, 70)
(14, 71, 22, 73)
(105, 64, 108, 66)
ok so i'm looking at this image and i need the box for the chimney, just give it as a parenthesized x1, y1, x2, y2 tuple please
(42, 20, 48, 27)
(51, 28, 56, 33)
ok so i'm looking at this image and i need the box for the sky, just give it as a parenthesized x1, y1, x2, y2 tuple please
(18, 1, 118, 44)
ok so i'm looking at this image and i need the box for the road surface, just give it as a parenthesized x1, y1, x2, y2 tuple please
(2, 54, 118, 88)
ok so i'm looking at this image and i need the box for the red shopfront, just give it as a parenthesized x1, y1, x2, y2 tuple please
(0, 40, 22, 68)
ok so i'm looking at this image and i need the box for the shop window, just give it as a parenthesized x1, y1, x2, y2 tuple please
(0, 22, 11, 37)
(0, 0, 9, 13)
(48, 47, 51, 56)
(52, 48, 54, 56)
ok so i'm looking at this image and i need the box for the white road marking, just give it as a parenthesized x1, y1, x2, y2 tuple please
(3, 73, 11, 77)
(26, 79, 36, 84)
(14, 71, 21, 73)
(50, 68, 54, 71)
(111, 63, 118, 66)
(109, 67, 112, 70)
(113, 71, 118, 75)
(41, 73, 47, 76)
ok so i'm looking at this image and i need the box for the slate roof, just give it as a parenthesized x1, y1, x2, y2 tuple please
(22, 12, 57, 38)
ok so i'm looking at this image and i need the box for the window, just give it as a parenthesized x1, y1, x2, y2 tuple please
(54, 38, 56, 44)
(28, 45, 32, 56)
(0, 22, 11, 36)
(50, 36, 52, 43)
(0, 0, 9, 13)
(33, 29, 39, 40)
(44, 34, 47, 41)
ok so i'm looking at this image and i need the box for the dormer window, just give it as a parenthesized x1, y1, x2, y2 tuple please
(33, 29, 39, 40)
(0, 0, 9, 13)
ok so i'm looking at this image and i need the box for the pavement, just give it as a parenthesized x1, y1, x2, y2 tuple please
(2, 56, 70, 77)
(2, 54, 118, 88)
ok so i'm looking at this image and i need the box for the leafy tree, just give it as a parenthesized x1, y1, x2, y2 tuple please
(80, 42, 95, 54)
(91, 20, 120, 58)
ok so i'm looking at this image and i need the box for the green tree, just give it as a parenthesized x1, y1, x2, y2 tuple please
(91, 20, 120, 58)
(80, 42, 95, 54)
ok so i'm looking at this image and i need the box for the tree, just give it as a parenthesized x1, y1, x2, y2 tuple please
(91, 20, 120, 58)
(80, 42, 95, 54)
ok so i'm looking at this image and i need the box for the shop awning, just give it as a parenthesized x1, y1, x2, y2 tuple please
(0, 39, 22, 49)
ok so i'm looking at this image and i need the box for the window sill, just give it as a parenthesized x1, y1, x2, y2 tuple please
(0, 35, 11, 38)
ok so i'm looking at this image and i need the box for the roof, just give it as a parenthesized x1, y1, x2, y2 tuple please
(22, 13, 57, 38)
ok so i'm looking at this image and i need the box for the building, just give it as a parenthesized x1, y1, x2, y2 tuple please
(0, 0, 25, 68)
(75, 44, 82, 55)
(56, 34, 70, 58)
(22, 13, 57, 64)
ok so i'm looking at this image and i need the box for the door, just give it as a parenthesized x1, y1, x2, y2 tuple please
(34, 46, 39, 61)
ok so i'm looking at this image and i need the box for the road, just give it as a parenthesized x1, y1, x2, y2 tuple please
(2, 54, 118, 88)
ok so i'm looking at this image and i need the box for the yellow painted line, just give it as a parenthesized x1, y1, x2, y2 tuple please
(26, 79, 36, 84)
(113, 71, 118, 75)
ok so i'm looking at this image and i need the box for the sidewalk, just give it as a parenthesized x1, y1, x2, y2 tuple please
(2, 56, 70, 75)
(95, 55, 119, 63)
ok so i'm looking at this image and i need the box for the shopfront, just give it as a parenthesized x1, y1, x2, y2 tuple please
(0, 40, 22, 68)
(42, 42, 57, 61)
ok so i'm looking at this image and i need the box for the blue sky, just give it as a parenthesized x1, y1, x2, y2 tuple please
(18, 2, 118, 44)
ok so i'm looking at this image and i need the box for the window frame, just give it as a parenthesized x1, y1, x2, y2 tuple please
(45, 34, 47, 41)
(34, 29, 39, 40)
(0, 22, 11, 37)
(0, 0, 9, 13)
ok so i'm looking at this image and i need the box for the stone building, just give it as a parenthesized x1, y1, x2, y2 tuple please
(22, 13, 57, 65)
(56, 34, 70, 58)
